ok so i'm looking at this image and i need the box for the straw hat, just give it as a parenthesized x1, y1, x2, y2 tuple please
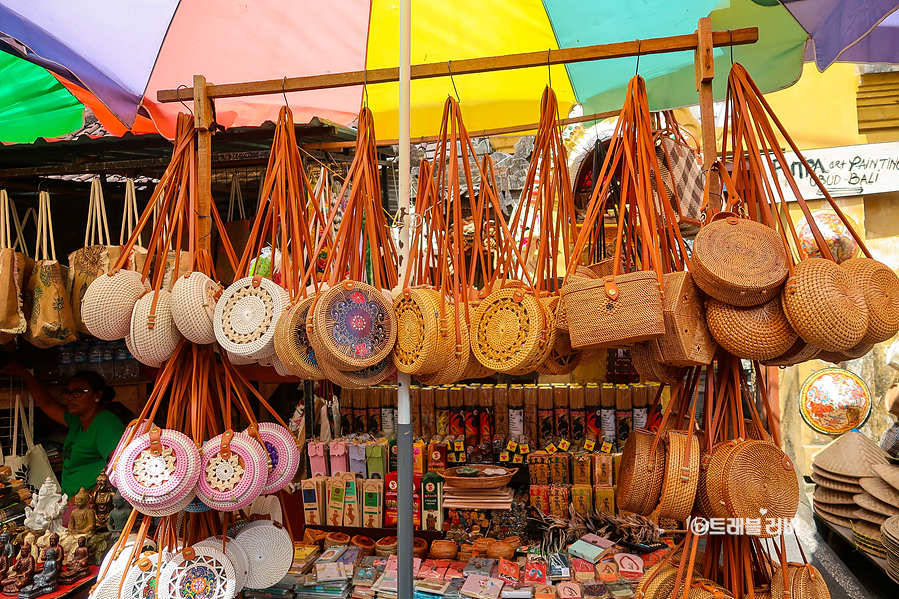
(812, 431, 889, 478)
(854, 508, 888, 525)
(811, 464, 859, 485)
(811, 472, 863, 494)
(854, 492, 899, 517)
(861, 477, 899, 507)
(814, 501, 857, 519)
(814, 504, 854, 528)
(881, 515, 899, 550)
(813, 487, 857, 505)
(885, 382, 899, 418)
(854, 520, 885, 547)
(872, 463, 899, 492)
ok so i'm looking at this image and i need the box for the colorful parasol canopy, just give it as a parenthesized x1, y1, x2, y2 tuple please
(0, 0, 896, 143)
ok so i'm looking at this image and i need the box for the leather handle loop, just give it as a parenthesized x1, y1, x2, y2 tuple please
(148, 427, 163, 456)
(220, 429, 234, 460)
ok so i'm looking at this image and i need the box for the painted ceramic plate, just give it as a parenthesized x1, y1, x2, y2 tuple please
(799, 367, 872, 435)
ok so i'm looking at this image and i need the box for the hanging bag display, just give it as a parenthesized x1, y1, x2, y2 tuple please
(0, 191, 26, 343)
(4, 393, 59, 493)
(22, 192, 77, 348)
(121, 178, 149, 274)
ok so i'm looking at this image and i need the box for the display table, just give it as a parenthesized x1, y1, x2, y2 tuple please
(813, 512, 889, 572)
(17, 566, 99, 599)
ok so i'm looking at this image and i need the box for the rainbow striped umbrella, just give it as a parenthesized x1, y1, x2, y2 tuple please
(0, 0, 895, 143)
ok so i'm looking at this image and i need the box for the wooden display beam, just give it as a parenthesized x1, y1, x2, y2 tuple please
(157, 27, 757, 102)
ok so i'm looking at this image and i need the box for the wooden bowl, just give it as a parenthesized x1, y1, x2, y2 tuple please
(441, 464, 518, 489)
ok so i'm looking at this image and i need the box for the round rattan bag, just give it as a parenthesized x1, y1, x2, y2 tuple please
(130, 290, 183, 366)
(770, 564, 829, 599)
(309, 281, 397, 371)
(254, 423, 301, 494)
(318, 353, 395, 389)
(234, 521, 293, 590)
(781, 258, 868, 352)
(196, 430, 269, 511)
(691, 216, 788, 307)
(760, 338, 821, 367)
(392, 288, 450, 375)
(507, 297, 557, 376)
(157, 546, 237, 599)
(705, 297, 797, 361)
(616, 430, 667, 516)
(117, 427, 201, 516)
(214, 276, 289, 359)
(195, 536, 249, 593)
(107, 418, 153, 488)
(171, 271, 220, 344)
(841, 257, 899, 344)
(121, 553, 164, 599)
(274, 297, 325, 380)
(82, 269, 150, 340)
(470, 287, 544, 373)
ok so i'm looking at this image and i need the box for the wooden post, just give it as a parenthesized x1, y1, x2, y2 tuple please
(193, 74, 214, 252)
(695, 17, 718, 197)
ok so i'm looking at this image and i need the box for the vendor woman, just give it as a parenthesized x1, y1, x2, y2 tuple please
(2, 365, 125, 498)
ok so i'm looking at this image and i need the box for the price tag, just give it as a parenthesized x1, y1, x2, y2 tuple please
(519, 443, 530, 455)
(506, 440, 518, 453)
(558, 439, 571, 452)
(600, 441, 614, 454)
(545, 443, 558, 454)
(583, 438, 596, 452)
(499, 451, 510, 462)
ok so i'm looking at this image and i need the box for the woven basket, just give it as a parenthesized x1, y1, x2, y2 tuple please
(130, 290, 183, 367)
(632, 341, 686, 384)
(428, 540, 457, 560)
(351, 535, 376, 558)
(413, 537, 429, 558)
(214, 275, 289, 359)
(470, 287, 544, 373)
(82, 269, 150, 341)
(770, 564, 829, 599)
(196, 536, 250, 592)
(325, 532, 351, 549)
(760, 337, 821, 367)
(309, 281, 397, 371)
(375, 536, 398, 556)
(441, 465, 517, 489)
(233, 521, 293, 590)
(657, 430, 700, 522)
(782, 258, 868, 352)
(705, 297, 797, 361)
(841, 257, 899, 344)
(393, 288, 447, 375)
(485, 541, 515, 560)
(171, 271, 220, 344)
(722, 441, 798, 537)
(616, 429, 666, 516)
(197, 431, 269, 511)
(274, 297, 324, 380)
(561, 271, 665, 349)
(318, 354, 394, 389)
(691, 216, 788, 307)
(652, 272, 716, 367)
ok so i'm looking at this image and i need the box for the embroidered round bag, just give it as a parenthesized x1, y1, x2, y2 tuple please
(309, 281, 397, 371)
(196, 430, 268, 511)
(171, 272, 220, 345)
(253, 423, 300, 494)
(117, 427, 201, 516)
(234, 521, 293, 590)
(157, 546, 237, 599)
(214, 276, 289, 359)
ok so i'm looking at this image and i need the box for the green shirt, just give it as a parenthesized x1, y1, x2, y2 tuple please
(62, 410, 125, 498)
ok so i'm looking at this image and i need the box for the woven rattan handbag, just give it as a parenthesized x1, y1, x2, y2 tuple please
(770, 535, 830, 599)
(652, 272, 716, 367)
(705, 296, 797, 361)
(657, 369, 701, 522)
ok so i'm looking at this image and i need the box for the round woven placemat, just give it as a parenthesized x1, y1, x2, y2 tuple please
(861, 477, 899, 508)
(813, 486, 857, 505)
(812, 472, 863, 493)
(854, 492, 899, 517)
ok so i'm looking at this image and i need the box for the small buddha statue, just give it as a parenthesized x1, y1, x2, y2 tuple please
(57, 538, 89, 586)
(1, 545, 34, 596)
(0, 539, 8, 580)
(91, 474, 115, 533)
(106, 493, 132, 543)
(17, 548, 57, 599)
(36, 535, 63, 574)
(0, 532, 14, 563)
(67, 490, 95, 538)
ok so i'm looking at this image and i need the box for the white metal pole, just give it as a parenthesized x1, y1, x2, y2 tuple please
(396, 0, 414, 597)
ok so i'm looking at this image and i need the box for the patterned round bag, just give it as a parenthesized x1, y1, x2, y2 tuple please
(196, 537, 249, 593)
(392, 288, 450, 375)
(274, 297, 324, 379)
(309, 281, 397, 371)
(196, 430, 268, 511)
(254, 423, 301, 494)
(158, 546, 237, 599)
(317, 353, 395, 390)
(83, 270, 150, 341)
(234, 521, 293, 590)
(171, 271, 220, 345)
(470, 287, 544, 373)
(117, 427, 201, 516)
(214, 276, 289, 359)
(121, 553, 165, 599)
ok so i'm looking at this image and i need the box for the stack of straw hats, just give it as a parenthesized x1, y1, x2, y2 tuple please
(881, 515, 899, 583)
(811, 432, 891, 535)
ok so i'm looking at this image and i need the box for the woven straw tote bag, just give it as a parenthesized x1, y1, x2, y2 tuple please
(770, 538, 831, 599)
(171, 271, 220, 345)
(0, 192, 26, 344)
(215, 275, 290, 359)
(130, 290, 183, 366)
(705, 297, 797, 361)
(841, 257, 899, 344)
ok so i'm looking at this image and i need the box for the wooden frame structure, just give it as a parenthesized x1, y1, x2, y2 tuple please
(157, 18, 756, 255)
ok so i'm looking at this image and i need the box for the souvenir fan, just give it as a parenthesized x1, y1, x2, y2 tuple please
(82, 115, 199, 342)
(722, 63, 899, 359)
(216, 110, 325, 362)
(305, 107, 399, 388)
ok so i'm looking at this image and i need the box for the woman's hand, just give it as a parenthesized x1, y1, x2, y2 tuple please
(1, 364, 32, 379)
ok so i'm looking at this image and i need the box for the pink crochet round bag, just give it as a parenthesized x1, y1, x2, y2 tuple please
(196, 430, 268, 511)
(118, 427, 200, 514)
(254, 423, 301, 494)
